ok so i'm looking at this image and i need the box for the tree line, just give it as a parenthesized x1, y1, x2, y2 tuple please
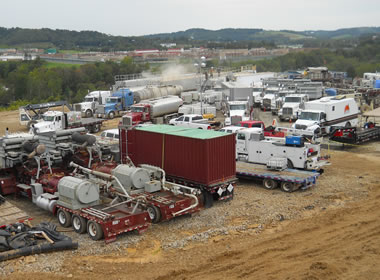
(0, 57, 148, 106)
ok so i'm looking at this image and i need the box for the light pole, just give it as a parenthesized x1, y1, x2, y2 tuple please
(194, 56, 206, 116)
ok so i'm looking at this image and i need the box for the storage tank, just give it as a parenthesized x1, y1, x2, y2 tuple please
(325, 88, 337, 96)
(134, 85, 183, 103)
(147, 96, 183, 118)
(57, 176, 99, 210)
(111, 164, 150, 191)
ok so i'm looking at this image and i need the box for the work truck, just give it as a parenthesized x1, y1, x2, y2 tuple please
(19, 101, 73, 130)
(74, 90, 111, 118)
(237, 120, 286, 138)
(224, 100, 251, 126)
(122, 96, 183, 126)
(32, 111, 104, 134)
(169, 114, 221, 130)
(278, 94, 309, 121)
(292, 97, 359, 134)
(96, 88, 134, 119)
(236, 128, 329, 171)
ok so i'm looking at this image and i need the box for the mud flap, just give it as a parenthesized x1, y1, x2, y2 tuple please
(202, 190, 214, 208)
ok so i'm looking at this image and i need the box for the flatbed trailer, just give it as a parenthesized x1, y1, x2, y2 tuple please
(130, 189, 202, 223)
(0, 198, 31, 228)
(330, 126, 380, 144)
(66, 117, 105, 133)
(56, 201, 150, 243)
(236, 161, 320, 192)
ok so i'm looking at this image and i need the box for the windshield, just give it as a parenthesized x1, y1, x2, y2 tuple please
(230, 104, 246, 110)
(106, 97, 119, 103)
(299, 111, 320, 121)
(85, 97, 95, 102)
(285, 97, 301, 103)
(253, 88, 263, 93)
(42, 115, 55, 122)
(131, 106, 144, 113)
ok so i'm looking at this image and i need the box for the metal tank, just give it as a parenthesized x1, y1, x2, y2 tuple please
(134, 85, 183, 103)
(111, 164, 150, 191)
(146, 96, 183, 118)
(57, 176, 100, 210)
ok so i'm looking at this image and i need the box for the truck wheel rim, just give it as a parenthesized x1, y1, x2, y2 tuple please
(89, 223, 96, 236)
(58, 212, 66, 224)
(147, 207, 155, 220)
(283, 183, 292, 192)
(73, 217, 80, 230)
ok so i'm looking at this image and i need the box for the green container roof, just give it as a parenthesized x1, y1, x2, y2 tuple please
(136, 124, 228, 139)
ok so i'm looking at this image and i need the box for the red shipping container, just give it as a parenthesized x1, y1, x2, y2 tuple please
(121, 125, 236, 187)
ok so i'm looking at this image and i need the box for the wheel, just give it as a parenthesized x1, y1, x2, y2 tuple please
(85, 109, 93, 118)
(57, 209, 72, 228)
(108, 111, 115, 119)
(345, 122, 351, 128)
(27, 120, 37, 131)
(281, 182, 296, 193)
(287, 159, 294, 169)
(263, 179, 278, 190)
(147, 205, 161, 223)
(87, 221, 104, 240)
(91, 124, 100, 133)
(202, 190, 214, 208)
(71, 215, 87, 234)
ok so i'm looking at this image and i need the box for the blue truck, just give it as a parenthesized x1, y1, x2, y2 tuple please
(96, 88, 134, 119)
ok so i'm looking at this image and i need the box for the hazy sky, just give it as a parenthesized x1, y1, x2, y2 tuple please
(1, 0, 379, 36)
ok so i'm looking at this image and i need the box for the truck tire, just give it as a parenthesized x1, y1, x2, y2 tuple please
(263, 179, 278, 190)
(108, 111, 115, 119)
(57, 209, 72, 228)
(90, 124, 100, 133)
(87, 221, 104, 241)
(147, 205, 161, 223)
(85, 109, 93, 118)
(281, 182, 296, 193)
(27, 120, 37, 131)
(203, 190, 214, 208)
(345, 122, 351, 128)
(287, 159, 294, 169)
(72, 215, 87, 234)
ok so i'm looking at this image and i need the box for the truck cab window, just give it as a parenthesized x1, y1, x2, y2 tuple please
(237, 133, 246, 140)
(177, 116, 184, 121)
(332, 106, 335, 111)
(184, 117, 190, 122)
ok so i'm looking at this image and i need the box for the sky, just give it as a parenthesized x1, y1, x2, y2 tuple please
(1, 0, 379, 37)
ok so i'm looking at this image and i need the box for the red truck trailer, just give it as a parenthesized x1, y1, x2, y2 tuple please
(119, 124, 237, 207)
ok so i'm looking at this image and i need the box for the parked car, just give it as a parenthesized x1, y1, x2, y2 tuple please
(100, 129, 119, 140)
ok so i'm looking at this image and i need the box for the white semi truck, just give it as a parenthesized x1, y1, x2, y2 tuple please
(224, 100, 250, 126)
(292, 97, 359, 134)
(278, 94, 309, 121)
(74, 91, 111, 118)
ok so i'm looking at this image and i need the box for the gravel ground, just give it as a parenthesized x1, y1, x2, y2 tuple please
(1, 111, 378, 276)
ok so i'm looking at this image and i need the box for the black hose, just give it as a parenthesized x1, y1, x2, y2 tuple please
(72, 132, 96, 146)
(0, 240, 78, 262)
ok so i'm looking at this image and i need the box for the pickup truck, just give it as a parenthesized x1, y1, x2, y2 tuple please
(169, 114, 221, 130)
(238, 120, 285, 138)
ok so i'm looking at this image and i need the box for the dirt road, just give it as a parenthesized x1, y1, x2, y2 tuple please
(1, 109, 380, 280)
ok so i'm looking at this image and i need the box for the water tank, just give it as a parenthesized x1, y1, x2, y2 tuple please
(325, 88, 337, 96)
(134, 85, 183, 103)
(374, 80, 380, 89)
(112, 164, 150, 190)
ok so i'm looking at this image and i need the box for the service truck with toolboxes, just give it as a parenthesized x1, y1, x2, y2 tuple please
(119, 123, 237, 208)
(292, 97, 359, 134)
(236, 128, 329, 171)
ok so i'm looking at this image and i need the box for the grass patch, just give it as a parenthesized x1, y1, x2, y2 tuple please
(45, 62, 81, 68)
